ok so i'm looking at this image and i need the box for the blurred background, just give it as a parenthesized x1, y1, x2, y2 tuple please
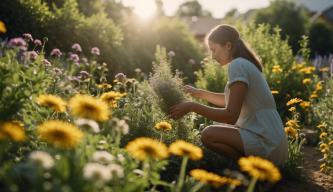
(1, 0, 332, 82)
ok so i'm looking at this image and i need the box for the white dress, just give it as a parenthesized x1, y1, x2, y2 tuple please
(223, 57, 288, 166)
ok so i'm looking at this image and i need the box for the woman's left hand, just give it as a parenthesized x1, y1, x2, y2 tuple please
(168, 101, 194, 120)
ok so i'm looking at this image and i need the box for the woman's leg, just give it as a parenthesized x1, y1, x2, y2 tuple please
(201, 125, 245, 160)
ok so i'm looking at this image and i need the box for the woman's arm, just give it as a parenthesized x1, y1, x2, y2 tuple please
(184, 85, 226, 107)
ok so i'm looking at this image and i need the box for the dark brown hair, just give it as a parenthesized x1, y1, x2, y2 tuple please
(206, 24, 263, 72)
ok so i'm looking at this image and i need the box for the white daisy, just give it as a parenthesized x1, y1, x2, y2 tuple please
(83, 163, 111, 182)
(29, 151, 55, 170)
(115, 119, 129, 135)
(108, 164, 124, 178)
(74, 118, 100, 133)
(92, 151, 114, 164)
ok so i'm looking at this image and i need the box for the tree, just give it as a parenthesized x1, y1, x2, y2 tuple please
(176, 0, 212, 17)
(254, 0, 309, 53)
(309, 18, 333, 56)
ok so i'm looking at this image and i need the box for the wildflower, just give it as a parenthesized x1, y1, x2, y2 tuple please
(288, 107, 296, 112)
(115, 119, 129, 135)
(100, 91, 125, 108)
(115, 73, 127, 83)
(154, 121, 172, 131)
(300, 101, 310, 108)
(319, 67, 329, 72)
(317, 122, 327, 129)
(22, 33, 33, 42)
(117, 154, 125, 162)
(271, 90, 279, 95)
(134, 68, 142, 73)
(29, 151, 55, 170)
(8, 37, 27, 51)
(319, 143, 329, 153)
(34, 39, 42, 46)
(299, 66, 315, 74)
(72, 43, 82, 52)
(0, 121, 26, 142)
(74, 118, 100, 133)
(238, 156, 281, 183)
(79, 71, 89, 79)
(284, 127, 298, 139)
(92, 151, 114, 164)
(302, 78, 311, 84)
(50, 48, 62, 57)
(286, 120, 300, 128)
(315, 81, 323, 91)
(310, 93, 318, 99)
(190, 169, 230, 187)
(69, 94, 109, 122)
(0, 21, 6, 33)
(27, 51, 38, 60)
(188, 59, 196, 65)
(168, 51, 175, 57)
(37, 120, 83, 149)
(83, 163, 111, 182)
(42, 59, 52, 67)
(69, 53, 80, 64)
(107, 164, 124, 178)
(97, 83, 112, 89)
(320, 163, 327, 172)
(272, 65, 283, 73)
(125, 137, 169, 161)
(320, 132, 327, 140)
(91, 47, 100, 55)
(286, 98, 303, 106)
(169, 140, 203, 161)
(328, 140, 333, 146)
(36, 94, 66, 113)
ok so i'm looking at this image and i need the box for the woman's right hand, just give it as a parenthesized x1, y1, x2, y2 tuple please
(183, 85, 202, 99)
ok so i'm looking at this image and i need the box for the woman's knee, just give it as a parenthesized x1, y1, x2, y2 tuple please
(200, 125, 215, 146)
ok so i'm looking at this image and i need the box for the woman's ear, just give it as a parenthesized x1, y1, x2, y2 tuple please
(225, 42, 232, 51)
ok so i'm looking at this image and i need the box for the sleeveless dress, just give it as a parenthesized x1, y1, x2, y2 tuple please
(223, 57, 288, 166)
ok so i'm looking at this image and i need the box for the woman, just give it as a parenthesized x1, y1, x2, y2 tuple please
(168, 24, 288, 167)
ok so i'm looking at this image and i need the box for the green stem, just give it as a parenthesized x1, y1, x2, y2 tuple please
(247, 177, 258, 192)
(176, 156, 189, 192)
(190, 182, 204, 192)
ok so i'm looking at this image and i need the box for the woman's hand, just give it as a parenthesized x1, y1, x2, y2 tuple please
(168, 101, 194, 120)
(183, 85, 202, 99)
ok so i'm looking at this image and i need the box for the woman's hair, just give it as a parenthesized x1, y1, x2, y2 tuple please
(206, 24, 263, 72)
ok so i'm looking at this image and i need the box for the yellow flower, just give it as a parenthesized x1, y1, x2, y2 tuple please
(286, 98, 303, 106)
(154, 121, 172, 131)
(284, 127, 298, 139)
(329, 140, 333, 146)
(271, 90, 279, 95)
(286, 120, 300, 128)
(0, 121, 25, 142)
(288, 107, 296, 112)
(317, 122, 327, 129)
(36, 94, 66, 113)
(315, 81, 323, 91)
(97, 83, 112, 89)
(100, 91, 125, 108)
(309, 93, 318, 99)
(69, 94, 109, 121)
(319, 143, 329, 153)
(189, 169, 232, 187)
(272, 65, 283, 73)
(320, 163, 327, 172)
(299, 66, 315, 74)
(320, 132, 327, 140)
(292, 63, 305, 70)
(0, 21, 6, 33)
(319, 67, 329, 72)
(125, 137, 169, 160)
(37, 120, 83, 149)
(302, 78, 311, 84)
(169, 140, 203, 160)
(300, 101, 310, 108)
(238, 156, 281, 183)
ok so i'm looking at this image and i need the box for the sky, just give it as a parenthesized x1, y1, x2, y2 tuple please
(120, 0, 271, 18)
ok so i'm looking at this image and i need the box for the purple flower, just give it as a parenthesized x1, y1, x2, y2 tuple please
(91, 47, 100, 56)
(79, 71, 90, 79)
(168, 51, 175, 57)
(69, 53, 80, 64)
(50, 48, 62, 57)
(22, 33, 33, 42)
(43, 59, 51, 66)
(115, 73, 127, 83)
(72, 43, 82, 52)
(27, 51, 38, 60)
(34, 39, 42, 46)
(8, 37, 27, 51)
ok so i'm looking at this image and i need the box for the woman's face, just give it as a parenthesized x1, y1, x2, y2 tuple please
(208, 41, 232, 65)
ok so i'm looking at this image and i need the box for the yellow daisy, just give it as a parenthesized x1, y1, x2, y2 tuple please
(319, 143, 329, 153)
(288, 107, 296, 112)
(320, 132, 327, 140)
(271, 90, 279, 95)
(286, 120, 300, 128)
(238, 156, 281, 183)
(286, 98, 303, 106)
(272, 65, 282, 73)
(154, 121, 172, 131)
(169, 140, 203, 161)
(310, 93, 318, 99)
(97, 83, 112, 89)
(317, 122, 327, 129)
(69, 94, 109, 121)
(190, 169, 232, 187)
(300, 101, 310, 108)
(0, 121, 25, 142)
(320, 163, 327, 172)
(329, 140, 333, 146)
(302, 78, 311, 84)
(125, 137, 169, 161)
(37, 120, 83, 149)
(284, 127, 298, 139)
(315, 81, 323, 91)
(36, 94, 66, 113)
(0, 21, 6, 33)
(100, 91, 125, 107)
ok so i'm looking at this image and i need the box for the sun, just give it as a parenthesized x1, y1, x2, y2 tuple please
(123, 0, 157, 20)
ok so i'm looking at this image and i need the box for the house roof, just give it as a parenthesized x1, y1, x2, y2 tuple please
(180, 16, 222, 36)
